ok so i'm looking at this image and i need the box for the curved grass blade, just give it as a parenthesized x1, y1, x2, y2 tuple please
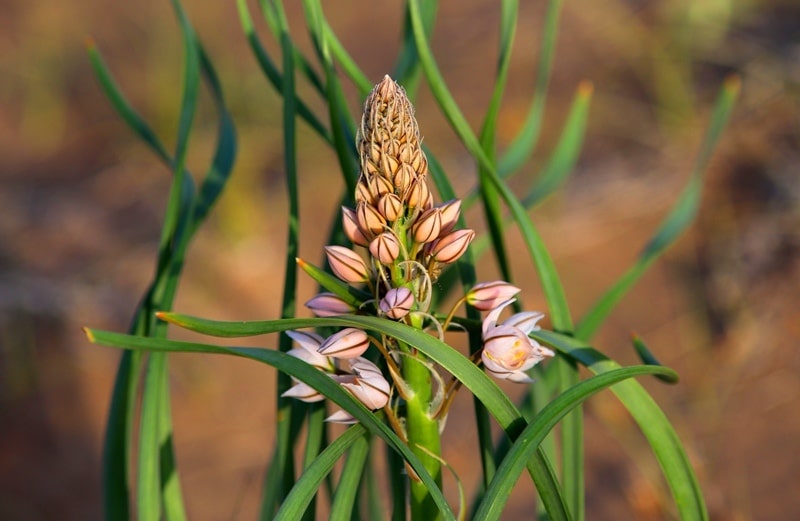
(474, 365, 677, 521)
(532, 329, 707, 520)
(277, 424, 367, 521)
(151, 314, 571, 520)
(631, 334, 678, 384)
(236, 0, 332, 144)
(522, 82, 593, 208)
(329, 433, 370, 520)
(86, 330, 457, 521)
(301, 0, 371, 96)
(497, 0, 563, 177)
(192, 45, 237, 225)
(576, 76, 740, 341)
(391, 1, 439, 96)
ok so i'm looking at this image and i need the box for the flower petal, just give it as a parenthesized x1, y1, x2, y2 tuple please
(317, 328, 370, 359)
(502, 311, 545, 335)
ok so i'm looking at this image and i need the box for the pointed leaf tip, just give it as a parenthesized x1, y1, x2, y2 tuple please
(83, 327, 95, 342)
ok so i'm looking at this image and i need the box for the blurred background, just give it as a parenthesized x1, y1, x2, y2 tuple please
(1, 0, 798, 519)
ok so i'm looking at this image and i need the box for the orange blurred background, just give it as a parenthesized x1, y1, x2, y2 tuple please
(1, 0, 798, 519)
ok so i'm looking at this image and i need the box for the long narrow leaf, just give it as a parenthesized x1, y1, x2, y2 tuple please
(576, 76, 740, 340)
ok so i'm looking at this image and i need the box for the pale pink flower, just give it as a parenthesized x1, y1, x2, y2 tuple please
(431, 229, 475, 264)
(480, 299, 553, 382)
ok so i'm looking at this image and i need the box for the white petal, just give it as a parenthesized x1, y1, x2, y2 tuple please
(325, 410, 358, 424)
(286, 330, 325, 352)
(482, 298, 516, 338)
(502, 311, 545, 335)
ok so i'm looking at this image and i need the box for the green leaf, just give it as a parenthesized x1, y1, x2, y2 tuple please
(329, 434, 370, 519)
(474, 365, 677, 520)
(497, 0, 563, 176)
(147, 314, 571, 520)
(522, 82, 593, 208)
(631, 334, 678, 384)
(86, 329, 457, 520)
(576, 76, 740, 340)
(532, 329, 708, 520)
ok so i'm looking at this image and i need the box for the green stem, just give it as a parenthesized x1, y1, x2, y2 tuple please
(403, 316, 443, 520)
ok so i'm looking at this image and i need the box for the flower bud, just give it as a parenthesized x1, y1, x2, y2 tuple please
(317, 328, 371, 359)
(325, 245, 370, 283)
(379, 287, 415, 319)
(356, 201, 386, 235)
(393, 163, 415, 194)
(466, 281, 521, 311)
(305, 292, 356, 317)
(342, 206, 370, 247)
(286, 330, 331, 371)
(405, 176, 429, 208)
(431, 229, 475, 264)
(438, 199, 462, 235)
(411, 207, 442, 244)
(369, 231, 401, 264)
(334, 357, 391, 409)
(377, 193, 403, 222)
(372, 174, 394, 198)
(355, 179, 373, 204)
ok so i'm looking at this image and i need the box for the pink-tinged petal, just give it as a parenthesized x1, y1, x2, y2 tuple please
(369, 231, 401, 264)
(317, 328, 370, 359)
(502, 311, 545, 335)
(437, 199, 462, 235)
(287, 347, 331, 371)
(286, 330, 325, 352)
(325, 410, 358, 424)
(467, 281, 521, 311)
(281, 382, 325, 403)
(324, 245, 370, 283)
(405, 176, 430, 208)
(379, 287, 415, 319)
(337, 358, 391, 409)
(305, 292, 356, 317)
(505, 371, 536, 384)
(482, 298, 516, 337)
(430, 229, 475, 264)
(342, 206, 370, 247)
(482, 326, 534, 372)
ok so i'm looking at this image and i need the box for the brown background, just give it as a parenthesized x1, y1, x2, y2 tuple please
(1, 0, 798, 519)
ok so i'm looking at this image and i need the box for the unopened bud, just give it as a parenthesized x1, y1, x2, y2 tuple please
(377, 193, 403, 222)
(317, 328, 370, 359)
(466, 281, 521, 311)
(305, 292, 356, 317)
(438, 199, 462, 235)
(342, 206, 370, 247)
(325, 246, 370, 283)
(411, 207, 442, 244)
(369, 231, 401, 264)
(356, 201, 386, 235)
(379, 287, 415, 319)
(431, 229, 475, 264)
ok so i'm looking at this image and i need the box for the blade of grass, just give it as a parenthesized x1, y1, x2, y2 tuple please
(576, 76, 740, 340)
(497, 0, 563, 177)
(474, 365, 676, 521)
(236, 0, 332, 144)
(87, 331, 457, 520)
(391, 1, 439, 96)
(533, 329, 708, 520)
(147, 314, 571, 520)
(330, 434, 371, 520)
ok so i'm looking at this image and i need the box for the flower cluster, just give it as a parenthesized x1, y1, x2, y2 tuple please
(285, 76, 553, 422)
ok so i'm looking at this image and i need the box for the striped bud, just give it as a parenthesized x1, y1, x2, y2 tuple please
(405, 176, 430, 208)
(377, 193, 403, 222)
(379, 287, 415, 319)
(325, 246, 370, 283)
(356, 201, 386, 235)
(342, 206, 370, 247)
(317, 328, 370, 359)
(411, 208, 442, 244)
(438, 199, 462, 235)
(466, 281, 521, 311)
(431, 229, 475, 264)
(369, 231, 401, 264)
(305, 292, 356, 317)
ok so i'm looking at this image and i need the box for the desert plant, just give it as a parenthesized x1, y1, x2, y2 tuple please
(85, 0, 738, 519)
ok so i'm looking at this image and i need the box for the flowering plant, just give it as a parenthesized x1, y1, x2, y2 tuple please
(85, 1, 738, 519)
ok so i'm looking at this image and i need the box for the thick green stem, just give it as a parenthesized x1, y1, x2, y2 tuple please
(403, 352, 443, 520)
